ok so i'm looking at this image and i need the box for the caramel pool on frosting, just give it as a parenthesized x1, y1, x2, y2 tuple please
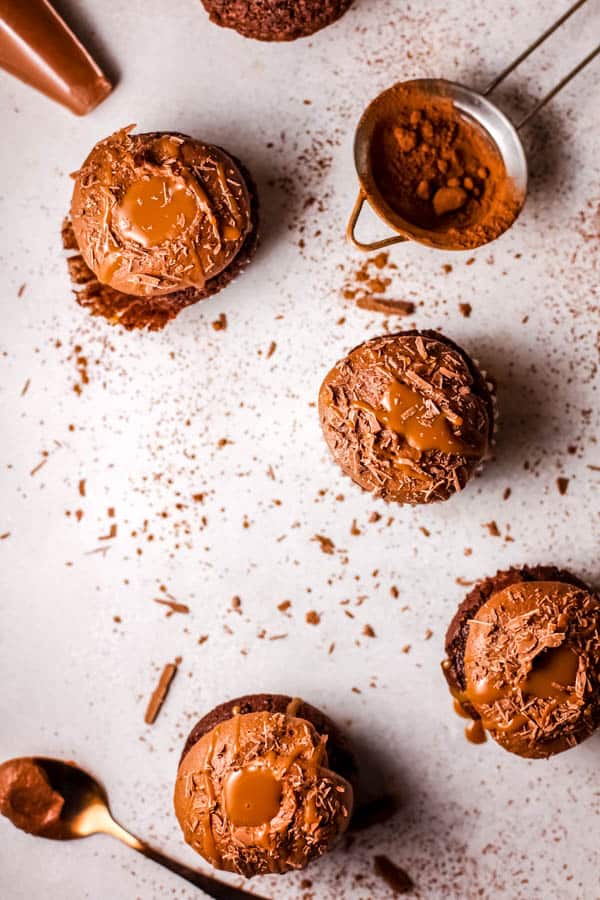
(114, 175, 200, 248)
(223, 766, 283, 828)
(356, 377, 482, 457)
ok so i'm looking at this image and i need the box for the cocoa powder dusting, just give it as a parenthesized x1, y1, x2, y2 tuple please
(363, 84, 522, 249)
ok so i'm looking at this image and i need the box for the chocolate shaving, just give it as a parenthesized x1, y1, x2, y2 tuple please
(144, 661, 179, 725)
(356, 296, 415, 316)
(374, 855, 415, 894)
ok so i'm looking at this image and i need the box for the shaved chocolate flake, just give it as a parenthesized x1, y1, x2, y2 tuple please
(30, 458, 48, 477)
(483, 520, 500, 537)
(153, 597, 190, 616)
(78, 479, 86, 497)
(266, 340, 277, 358)
(459, 302, 472, 318)
(374, 855, 415, 894)
(211, 312, 227, 331)
(356, 296, 415, 316)
(362, 624, 376, 638)
(306, 610, 321, 625)
(557, 477, 569, 495)
(144, 661, 179, 725)
(313, 534, 335, 555)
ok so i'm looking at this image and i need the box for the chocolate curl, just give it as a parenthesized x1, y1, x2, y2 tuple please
(0, 0, 112, 115)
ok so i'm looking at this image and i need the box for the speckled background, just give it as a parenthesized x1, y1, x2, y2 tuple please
(0, 1, 599, 898)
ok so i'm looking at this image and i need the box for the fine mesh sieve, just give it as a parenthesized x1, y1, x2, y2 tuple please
(347, 0, 599, 253)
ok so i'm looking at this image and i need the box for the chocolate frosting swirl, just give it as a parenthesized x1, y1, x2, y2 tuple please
(71, 127, 251, 298)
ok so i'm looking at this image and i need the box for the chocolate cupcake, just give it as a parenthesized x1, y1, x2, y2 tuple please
(318, 330, 494, 505)
(443, 566, 600, 758)
(174, 694, 357, 877)
(64, 127, 259, 330)
(200, 0, 354, 42)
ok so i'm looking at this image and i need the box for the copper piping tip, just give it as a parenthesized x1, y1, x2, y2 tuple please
(0, 0, 113, 115)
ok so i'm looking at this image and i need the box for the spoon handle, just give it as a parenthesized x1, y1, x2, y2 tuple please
(108, 819, 269, 900)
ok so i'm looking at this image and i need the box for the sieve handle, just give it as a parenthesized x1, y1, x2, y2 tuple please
(346, 189, 408, 252)
(514, 44, 600, 129)
(484, 0, 599, 129)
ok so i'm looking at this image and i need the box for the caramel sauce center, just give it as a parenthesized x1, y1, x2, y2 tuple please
(465, 645, 579, 712)
(115, 175, 198, 248)
(522, 645, 579, 701)
(359, 379, 479, 456)
(224, 767, 282, 828)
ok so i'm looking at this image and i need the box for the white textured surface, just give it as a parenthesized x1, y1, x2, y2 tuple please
(1, 0, 599, 898)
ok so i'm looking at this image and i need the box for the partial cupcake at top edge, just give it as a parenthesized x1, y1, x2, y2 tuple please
(200, 0, 354, 42)
(318, 329, 495, 505)
(174, 693, 357, 877)
(443, 565, 600, 759)
(64, 126, 259, 330)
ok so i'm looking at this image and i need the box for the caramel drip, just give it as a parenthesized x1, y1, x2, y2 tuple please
(356, 378, 480, 457)
(465, 720, 487, 744)
(285, 697, 302, 717)
(224, 767, 282, 828)
(453, 698, 471, 720)
(232, 712, 241, 757)
(114, 175, 198, 248)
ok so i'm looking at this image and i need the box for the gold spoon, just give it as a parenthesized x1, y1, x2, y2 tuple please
(14, 758, 267, 900)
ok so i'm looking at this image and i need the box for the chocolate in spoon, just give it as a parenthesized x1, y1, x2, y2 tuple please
(0, 757, 267, 900)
